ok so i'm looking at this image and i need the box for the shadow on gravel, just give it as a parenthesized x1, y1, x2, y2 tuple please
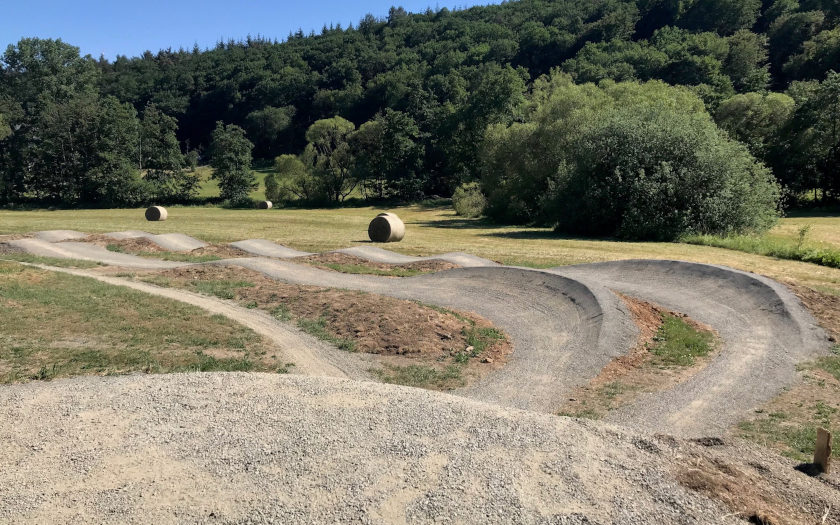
(794, 463, 826, 477)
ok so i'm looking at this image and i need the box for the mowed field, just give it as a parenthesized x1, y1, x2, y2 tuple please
(2, 203, 840, 294)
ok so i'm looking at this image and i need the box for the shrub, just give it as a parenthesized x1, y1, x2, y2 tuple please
(209, 121, 256, 202)
(274, 154, 324, 203)
(548, 106, 780, 240)
(481, 74, 781, 240)
(452, 182, 487, 218)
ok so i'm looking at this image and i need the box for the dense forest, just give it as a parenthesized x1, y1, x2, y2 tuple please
(1, 0, 839, 239)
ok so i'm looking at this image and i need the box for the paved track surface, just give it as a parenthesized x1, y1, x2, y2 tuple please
(3, 373, 838, 524)
(225, 257, 638, 417)
(2, 233, 830, 437)
(230, 239, 314, 258)
(551, 260, 827, 435)
(231, 240, 499, 267)
(6, 238, 187, 269)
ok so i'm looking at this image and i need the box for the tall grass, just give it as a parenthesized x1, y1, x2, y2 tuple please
(682, 230, 840, 270)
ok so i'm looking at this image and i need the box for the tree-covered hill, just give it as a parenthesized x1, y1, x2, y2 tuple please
(1, 0, 838, 211)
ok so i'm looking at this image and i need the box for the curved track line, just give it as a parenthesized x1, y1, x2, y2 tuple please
(222, 257, 637, 413)
(230, 239, 498, 267)
(551, 260, 828, 435)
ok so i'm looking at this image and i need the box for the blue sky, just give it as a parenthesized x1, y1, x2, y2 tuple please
(2, 1, 500, 60)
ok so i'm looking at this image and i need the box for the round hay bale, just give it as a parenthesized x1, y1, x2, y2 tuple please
(377, 212, 398, 219)
(368, 215, 405, 243)
(258, 201, 273, 210)
(145, 206, 168, 222)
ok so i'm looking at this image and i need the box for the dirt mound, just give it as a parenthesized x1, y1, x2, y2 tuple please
(81, 234, 164, 252)
(300, 251, 459, 275)
(80, 235, 249, 259)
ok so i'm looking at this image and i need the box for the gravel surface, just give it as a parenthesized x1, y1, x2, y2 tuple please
(5, 372, 837, 524)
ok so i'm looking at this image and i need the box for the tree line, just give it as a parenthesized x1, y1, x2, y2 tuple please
(1, 0, 839, 238)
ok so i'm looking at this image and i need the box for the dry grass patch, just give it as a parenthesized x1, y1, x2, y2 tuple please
(560, 294, 717, 419)
(0, 261, 290, 382)
(132, 264, 511, 390)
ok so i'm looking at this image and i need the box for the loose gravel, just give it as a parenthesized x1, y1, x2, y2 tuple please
(3, 373, 837, 524)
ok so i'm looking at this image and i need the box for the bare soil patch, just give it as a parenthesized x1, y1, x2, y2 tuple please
(675, 451, 830, 525)
(0, 243, 24, 255)
(560, 294, 718, 419)
(786, 282, 840, 341)
(78, 234, 249, 259)
(299, 252, 459, 276)
(132, 264, 511, 389)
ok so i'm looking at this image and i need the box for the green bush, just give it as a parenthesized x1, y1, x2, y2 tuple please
(274, 153, 325, 204)
(452, 182, 487, 218)
(549, 106, 780, 240)
(481, 74, 781, 240)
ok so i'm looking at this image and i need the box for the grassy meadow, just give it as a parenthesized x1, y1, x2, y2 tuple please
(0, 262, 290, 382)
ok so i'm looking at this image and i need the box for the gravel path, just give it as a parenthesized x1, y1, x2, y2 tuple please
(4, 372, 837, 524)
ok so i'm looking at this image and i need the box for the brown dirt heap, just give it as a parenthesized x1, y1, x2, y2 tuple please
(299, 252, 458, 276)
(786, 281, 840, 341)
(78, 235, 249, 259)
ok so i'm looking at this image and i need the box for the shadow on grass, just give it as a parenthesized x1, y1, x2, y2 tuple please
(785, 206, 840, 218)
(484, 229, 618, 242)
(414, 217, 497, 229)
